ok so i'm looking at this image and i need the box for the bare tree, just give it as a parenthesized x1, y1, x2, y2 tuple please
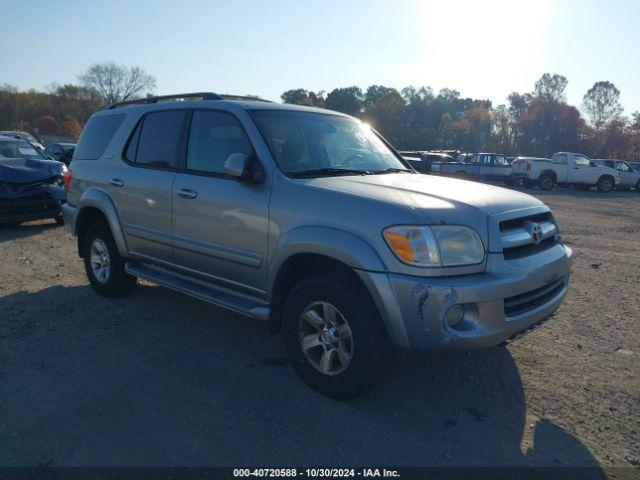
(534, 73, 568, 102)
(79, 62, 156, 105)
(583, 81, 623, 131)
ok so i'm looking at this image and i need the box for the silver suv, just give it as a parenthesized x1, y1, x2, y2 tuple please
(63, 92, 573, 398)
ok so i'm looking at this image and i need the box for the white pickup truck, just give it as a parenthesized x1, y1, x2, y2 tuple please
(511, 152, 620, 192)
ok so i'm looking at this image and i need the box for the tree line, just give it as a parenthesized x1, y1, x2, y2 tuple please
(0, 62, 156, 139)
(282, 74, 640, 160)
(1, 64, 638, 160)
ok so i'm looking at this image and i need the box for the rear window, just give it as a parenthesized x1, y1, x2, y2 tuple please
(74, 114, 125, 160)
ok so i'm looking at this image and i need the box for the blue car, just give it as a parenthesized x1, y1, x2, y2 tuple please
(0, 135, 67, 226)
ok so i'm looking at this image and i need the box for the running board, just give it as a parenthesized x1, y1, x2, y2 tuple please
(125, 261, 269, 321)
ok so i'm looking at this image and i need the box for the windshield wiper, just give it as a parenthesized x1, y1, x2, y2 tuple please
(367, 168, 415, 174)
(290, 168, 370, 178)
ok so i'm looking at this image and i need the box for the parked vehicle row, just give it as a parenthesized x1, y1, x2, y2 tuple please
(410, 148, 638, 192)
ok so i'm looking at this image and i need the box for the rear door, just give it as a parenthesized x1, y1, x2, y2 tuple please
(109, 109, 187, 265)
(171, 108, 270, 295)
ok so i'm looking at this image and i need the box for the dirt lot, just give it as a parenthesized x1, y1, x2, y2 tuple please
(0, 189, 638, 471)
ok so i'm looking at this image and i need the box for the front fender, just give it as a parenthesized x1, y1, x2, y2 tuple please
(76, 188, 128, 257)
(267, 226, 387, 295)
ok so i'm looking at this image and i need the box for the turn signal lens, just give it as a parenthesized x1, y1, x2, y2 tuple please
(383, 226, 440, 266)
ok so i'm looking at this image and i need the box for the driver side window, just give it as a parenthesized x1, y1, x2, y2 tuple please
(574, 155, 591, 167)
(187, 110, 254, 174)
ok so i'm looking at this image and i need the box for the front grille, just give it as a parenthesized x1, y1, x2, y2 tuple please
(503, 236, 556, 260)
(0, 192, 59, 215)
(499, 211, 558, 259)
(499, 212, 552, 232)
(504, 278, 565, 317)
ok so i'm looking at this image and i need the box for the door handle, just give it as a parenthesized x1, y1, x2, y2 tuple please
(110, 178, 124, 187)
(176, 188, 198, 199)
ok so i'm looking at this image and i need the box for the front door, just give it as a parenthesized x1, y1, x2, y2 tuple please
(615, 161, 635, 187)
(171, 109, 270, 295)
(571, 154, 597, 183)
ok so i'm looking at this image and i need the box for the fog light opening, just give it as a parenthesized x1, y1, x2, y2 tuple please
(445, 304, 465, 327)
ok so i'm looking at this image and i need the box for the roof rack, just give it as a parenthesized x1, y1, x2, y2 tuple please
(219, 94, 272, 103)
(105, 92, 272, 110)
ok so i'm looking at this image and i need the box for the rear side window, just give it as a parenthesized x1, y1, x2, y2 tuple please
(127, 110, 186, 168)
(74, 114, 125, 160)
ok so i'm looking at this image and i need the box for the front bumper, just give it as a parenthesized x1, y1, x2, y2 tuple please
(359, 243, 572, 350)
(0, 186, 65, 224)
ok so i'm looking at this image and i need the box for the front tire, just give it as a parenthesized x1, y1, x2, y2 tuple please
(283, 272, 391, 399)
(596, 176, 614, 192)
(83, 222, 136, 297)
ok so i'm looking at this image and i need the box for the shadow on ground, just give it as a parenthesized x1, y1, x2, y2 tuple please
(0, 220, 62, 243)
(0, 284, 605, 473)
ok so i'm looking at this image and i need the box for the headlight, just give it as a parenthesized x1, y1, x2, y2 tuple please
(383, 225, 484, 267)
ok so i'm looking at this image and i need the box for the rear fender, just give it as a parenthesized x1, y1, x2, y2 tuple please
(75, 188, 128, 257)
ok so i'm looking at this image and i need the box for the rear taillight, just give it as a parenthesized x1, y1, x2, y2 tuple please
(62, 167, 72, 191)
(526, 163, 531, 172)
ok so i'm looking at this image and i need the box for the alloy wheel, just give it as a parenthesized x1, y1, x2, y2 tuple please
(298, 301, 353, 376)
(90, 238, 111, 283)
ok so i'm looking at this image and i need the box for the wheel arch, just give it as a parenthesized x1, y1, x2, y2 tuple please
(75, 189, 128, 258)
(267, 227, 388, 335)
(540, 169, 557, 180)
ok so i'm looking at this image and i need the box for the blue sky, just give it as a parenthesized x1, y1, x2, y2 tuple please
(2, 0, 639, 116)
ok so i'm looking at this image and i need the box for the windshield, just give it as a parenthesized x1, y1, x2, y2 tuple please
(0, 140, 47, 160)
(252, 110, 408, 176)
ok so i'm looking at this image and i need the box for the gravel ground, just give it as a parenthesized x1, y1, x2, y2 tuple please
(0, 189, 638, 472)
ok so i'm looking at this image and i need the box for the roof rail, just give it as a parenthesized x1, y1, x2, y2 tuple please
(104, 92, 273, 110)
(219, 94, 273, 103)
(104, 92, 223, 110)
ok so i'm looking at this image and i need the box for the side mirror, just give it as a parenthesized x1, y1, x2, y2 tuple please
(224, 153, 264, 183)
(589, 161, 596, 167)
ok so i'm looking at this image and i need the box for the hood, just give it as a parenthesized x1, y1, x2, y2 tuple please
(308, 173, 544, 221)
(0, 158, 63, 184)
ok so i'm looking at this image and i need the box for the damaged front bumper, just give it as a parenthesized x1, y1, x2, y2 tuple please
(359, 243, 573, 350)
(0, 183, 66, 224)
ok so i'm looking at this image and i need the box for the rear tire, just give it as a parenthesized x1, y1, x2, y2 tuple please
(82, 222, 136, 297)
(283, 272, 391, 399)
(596, 176, 614, 192)
(636, 180, 640, 192)
(538, 174, 555, 191)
